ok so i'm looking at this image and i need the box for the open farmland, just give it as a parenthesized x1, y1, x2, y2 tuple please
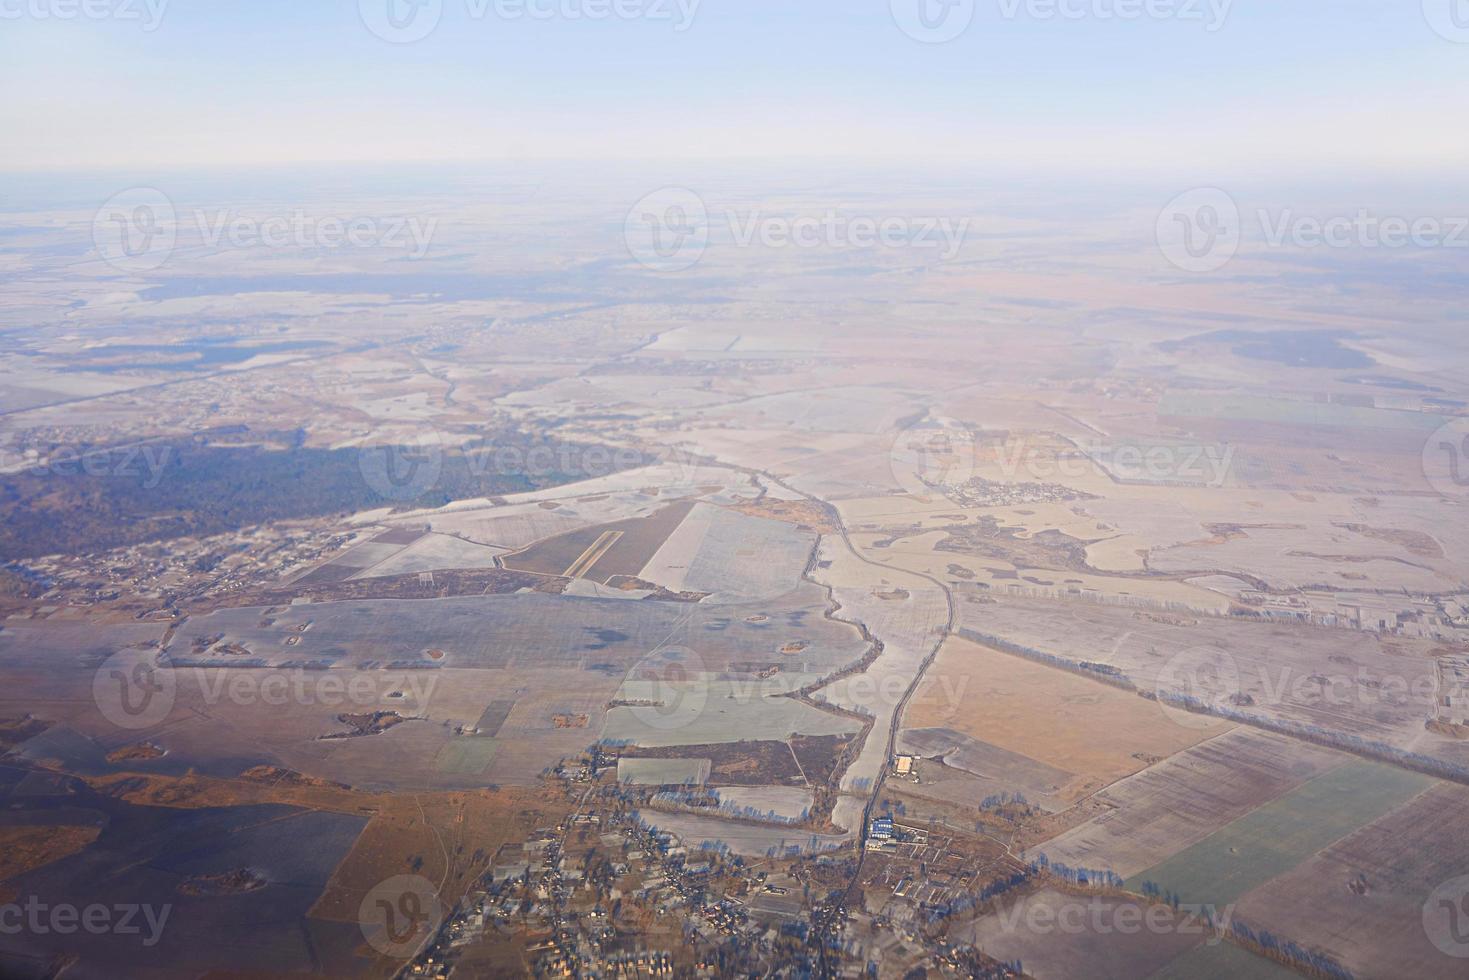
(957, 596, 1469, 773)
(1029, 730, 1346, 877)
(897, 728, 1077, 813)
(602, 675, 862, 748)
(616, 757, 711, 786)
(347, 532, 506, 579)
(1125, 760, 1435, 907)
(1148, 941, 1302, 980)
(502, 500, 697, 582)
(904, 635, 1229, 804)
(1, 582, 872, 793)
(168, 587, 865, 673)
(637, 502, 818, 603)
(1232, 781, 1469, 980)
(961, 890, 1210, 980)
(633, 809, 851, 858)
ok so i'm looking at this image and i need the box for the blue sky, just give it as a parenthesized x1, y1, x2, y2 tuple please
(1, 0, 1465, 177)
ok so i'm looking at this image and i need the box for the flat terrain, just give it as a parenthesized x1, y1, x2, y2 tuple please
(906, 635, 1229, 803)
(1124, 760, 1435, 907)
(1232, 781, 1469, 980)
(503, 500, 697, 583)
(1029, 730, 1346, 877)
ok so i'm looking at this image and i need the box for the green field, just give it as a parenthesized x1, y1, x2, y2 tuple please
(1126, 760, 1434, 907)
(1149, 940, 1300, 980)
(434, 738, 499, 775)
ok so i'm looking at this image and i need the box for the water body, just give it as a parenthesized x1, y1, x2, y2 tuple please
(61, 337, 329, 374)
(1166, 330, 1375, 369)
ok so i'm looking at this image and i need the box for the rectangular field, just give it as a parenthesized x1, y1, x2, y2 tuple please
(1147, 940, 1300, 980)
(617, 758, 712, 786)
(1029, 729, 1346, 877)
(963, 890, 1207, 980)
(905, 636, 1230, 803)
(1232, 782, 1469, 980)
(1125, 760, 1435, 907)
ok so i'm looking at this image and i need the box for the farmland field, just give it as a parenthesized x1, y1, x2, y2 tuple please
(1125, 760, 1435, 907)
(502, 500, 697, 582)
(617, 757, 712, 786)
(1232, 781, 1469, 980)
(962, 890, 1207, 980)
(906, 636, 1228, 803)
(1147, 940, 1300, 980)
(1029, 730, 1346, 877)
(638, 502, 818, 603)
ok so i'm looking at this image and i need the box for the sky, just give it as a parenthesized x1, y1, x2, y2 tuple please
(1, 0, 1466, 179)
